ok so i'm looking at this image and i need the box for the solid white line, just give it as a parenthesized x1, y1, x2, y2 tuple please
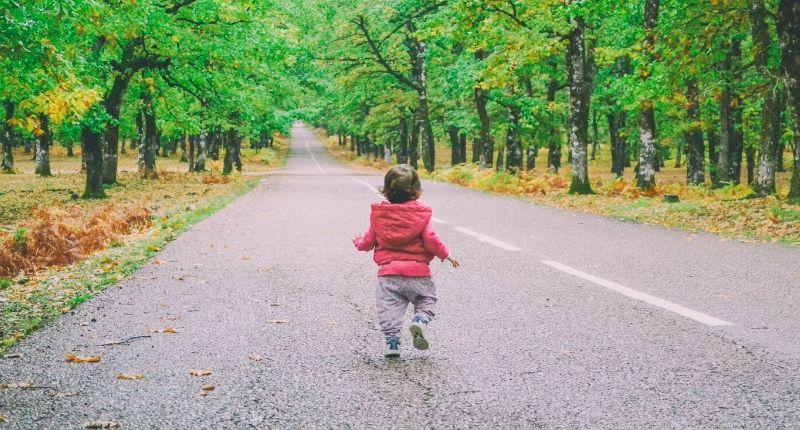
(454, 227, 521, 251)
(304, 135, 326, 174)
(347, 176, 384, 200)
(431, 217, 447, 224)
(541, 260, 734, 327)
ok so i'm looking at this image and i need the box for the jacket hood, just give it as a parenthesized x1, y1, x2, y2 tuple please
(370, 201, 431, 247)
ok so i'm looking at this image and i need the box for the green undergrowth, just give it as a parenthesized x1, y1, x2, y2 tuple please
(0, 179, 258, 353)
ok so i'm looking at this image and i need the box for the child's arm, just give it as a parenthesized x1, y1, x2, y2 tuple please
(421, 224, 449, 260)
(353, 225, 377, 251)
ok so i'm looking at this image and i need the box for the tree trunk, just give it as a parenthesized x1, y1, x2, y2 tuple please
(35, 114, 52, 177)
(195, 131, 207, 171)
(778, 0, 800, 197)
(608, 112, 626, 177)
(506, 105, 523, 173)
(495, 143, 505, 172)
(637, 0, 660, 190)
(475, 51, 492, 169)
(685, 80, 705, 186)
(2, 101, 14, 173)
(350, 134, 356, 152)
(547, 79, 561, 173)
(448, 125, 460, 166)
(139, 94, 158, 179)
(675, 139, 683, 168)
(775, 90, 787, 172)
(567, 15, 593, 194)
(81, 125, 105, 198)
(591, 109, 599, 161)
(179, 132, 188, 162)
(459, 133, 467, 164)
(397, 116, 409, 164)
(526, 143, 537, 170)
(188, 135, 195, 172)
(210, 129, 221, 160)
(750, 0, 781, 196)
(233, 133, 242, 171)
(67, 145, 74, 157)
(708, 129, 719, 184)
(406, 25, 435, 172)
(223, 127, 235, 175)
(102, 74, 132, 185)
(355, 135, 362, 156)
(718, 37, 743, 186)
(472, 136, 482, 164)
(410, 118, 420, 169)
(746, 146, 756, 185)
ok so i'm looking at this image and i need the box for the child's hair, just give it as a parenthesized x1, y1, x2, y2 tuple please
(380, 164, 422, 204)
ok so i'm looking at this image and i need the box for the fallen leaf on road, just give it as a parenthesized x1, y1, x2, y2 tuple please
(80, 322, 90, 326)
(151, 259, 162, 265)
(84, 421, 120, 428)
(2, 353, 22, 359)
(49, 391, 80, 398)
(0, 382, 32, 389)
(148, 327, 178, 334)
(117, 373, 144, 381)
(266, 320, 287, 324)
(247, 354, 263, 361)
(200, 384, 216, 396)
(241, 256, 251, 261)
(65, 354, 101, 363)
(269, 303, 280, 307)
(189, 369, 213, 376)
(175, 275, 188, 281)
(257, 267, 273, 273)
(0, 415, 6, 422)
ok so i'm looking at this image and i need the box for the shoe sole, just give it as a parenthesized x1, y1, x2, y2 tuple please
(409, 324, 429, 350)
(385, 351, 400, 358)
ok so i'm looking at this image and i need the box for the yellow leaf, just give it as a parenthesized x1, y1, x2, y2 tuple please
(117, 373, 144, 380)
(189, 368, 213, 376)
(65, 353, 101, 363)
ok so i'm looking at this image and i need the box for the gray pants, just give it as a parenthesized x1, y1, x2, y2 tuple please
(376, 276, 437, 340)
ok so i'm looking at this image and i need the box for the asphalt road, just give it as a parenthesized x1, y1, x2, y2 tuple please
(1, 124, 799, 429)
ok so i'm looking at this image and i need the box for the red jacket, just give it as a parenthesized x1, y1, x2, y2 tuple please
(353, 200, 449, 277)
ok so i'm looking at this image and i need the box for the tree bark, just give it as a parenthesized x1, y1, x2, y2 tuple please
(139, 94, 158, 179)
(223, 127, 235, 175)
(591, 109, 599, 161)
(2, 101, 14, 173)
(750, 0, 781, 196)
(81, 125, 105, 198)
(397, 118, 408, 163)
(188, 135, 195, 172)
(102, 74, 132, 184)
(567, 15, 593, 194)
(448, 125, 460, 166)
(777, 0, 800, 197)
(685, 80, 705, 185)
(459, 133, 467, 164)
(526, 144, 537, 170)
(637, 0, 660, 190)
(675, 139, 683, 168)
(475, 50, 493, 169)
(718, 37, 743, 186)
(708, 129, 719, 183)
(746, 145, 756, 185)
(608, 112, 627, 177)
(547, 79, 561, 173)
(506, 105, 523, 173)
(410, 117, 420, 169)
(233, 133, 242, 172)
(35, 114, 52, 176)
(195, 131, 207, 171)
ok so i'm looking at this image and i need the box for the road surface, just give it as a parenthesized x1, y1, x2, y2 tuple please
(1, 124, 799, 429)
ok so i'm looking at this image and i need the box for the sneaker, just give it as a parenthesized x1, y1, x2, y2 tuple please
(409, 319, 429, 350)
(385, 337, 401, 358)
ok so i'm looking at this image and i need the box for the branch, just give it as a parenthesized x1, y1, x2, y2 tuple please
(176, 17, 250, 26)
(163, 0, 199, 14)
(354, 15, 418, 91)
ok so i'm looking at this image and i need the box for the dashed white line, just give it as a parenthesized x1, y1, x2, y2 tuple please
(453, 227, 521, 251)
(348, 176, 384, 200)
(304, 135, 326, 174)
(541, 260, 734, 327)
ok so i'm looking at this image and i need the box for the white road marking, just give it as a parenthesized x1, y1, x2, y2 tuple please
(304, 135, 326, 174)
(541, 260, 734, 327)
(348, 176, 384, 200)
(431, 217, 447, 224)
(453, 227, 521, 251)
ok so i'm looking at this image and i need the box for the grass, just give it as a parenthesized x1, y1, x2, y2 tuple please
(319, 130, 799, 245)
(0, 140, 284, 353)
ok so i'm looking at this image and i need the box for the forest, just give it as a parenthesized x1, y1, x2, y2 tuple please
(311, 0, 799, 199)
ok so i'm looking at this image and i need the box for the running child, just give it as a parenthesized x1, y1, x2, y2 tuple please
(353, 164, 459, 357)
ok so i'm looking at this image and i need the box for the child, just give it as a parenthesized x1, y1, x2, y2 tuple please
(353, 164, 459, 357)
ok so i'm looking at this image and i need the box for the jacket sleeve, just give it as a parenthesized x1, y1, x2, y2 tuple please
(353, 225, 377, 251)
(422, 223, 449, 260)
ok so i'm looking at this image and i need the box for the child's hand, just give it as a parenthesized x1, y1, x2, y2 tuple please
(446, 256, 460, 268)
(352, 235, 362, 245)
